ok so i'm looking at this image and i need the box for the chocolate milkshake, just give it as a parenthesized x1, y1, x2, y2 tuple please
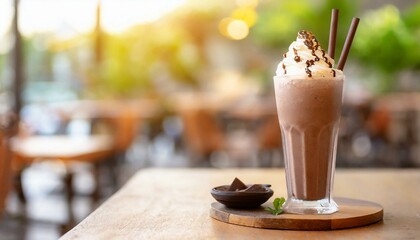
(274, 31, 343, 214)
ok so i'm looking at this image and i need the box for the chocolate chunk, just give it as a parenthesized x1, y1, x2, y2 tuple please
(228, 177, 247, 191)
(242, 184, 267, 192)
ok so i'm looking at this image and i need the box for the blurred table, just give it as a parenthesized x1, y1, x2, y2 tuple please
(11, 134, 116, 229)
(46, 99, 161, 120)
(12, 135, 114, 163)
(60, 168, 420, 239)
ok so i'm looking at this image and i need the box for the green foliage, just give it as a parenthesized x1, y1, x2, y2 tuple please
(97, 15, 210, 97)
(353, 5, 420, 73)
(0, 54, 4, 75)
(252, 0, 357, 53)
(351, 4, 420, 92)
(0, 54, 4, 92)
(404, 4, 420, 31)
(403, 4, 420, 70)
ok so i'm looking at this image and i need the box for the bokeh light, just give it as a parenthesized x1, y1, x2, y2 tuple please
(218, 17, 233, 37)
(219, 18, 249, 40)
(227, 19, 249, 40)
(232, 7, 257, 27)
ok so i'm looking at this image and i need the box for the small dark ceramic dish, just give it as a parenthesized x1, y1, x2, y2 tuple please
(211, 184, 273, 209)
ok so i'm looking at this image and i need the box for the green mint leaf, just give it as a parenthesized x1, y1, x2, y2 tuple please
(266, 207, 277, 214)
(278, 197, 286, 207)
(265, 197, 286, 215)
(264, 207, 276, 214)
(273, 198, 280, 210)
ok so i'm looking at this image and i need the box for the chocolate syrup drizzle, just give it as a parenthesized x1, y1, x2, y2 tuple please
(292, 48, 301, 62)
(321, 49, 332, 67)
(283, 30, 334, 77)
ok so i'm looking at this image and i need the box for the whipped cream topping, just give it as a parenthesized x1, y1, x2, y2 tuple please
(276, 30, 343, 79)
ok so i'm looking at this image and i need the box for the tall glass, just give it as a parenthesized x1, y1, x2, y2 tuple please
(274, 75, 343, 214)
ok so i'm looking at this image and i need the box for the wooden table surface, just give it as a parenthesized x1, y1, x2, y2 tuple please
(61, 168, 420, 239)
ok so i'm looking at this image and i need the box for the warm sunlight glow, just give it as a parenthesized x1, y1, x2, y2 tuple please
(0, 1, 12, 36)
(227, 19, 249, 40)
(101, 0, 186, 34)
(19, 0, 97, 38)
(0, 0, 13, 54)
(219, 18, 250, 40)
(218, 17, 233, 38)
(235, 0, 259, 8)
(13, 0, 186, 37)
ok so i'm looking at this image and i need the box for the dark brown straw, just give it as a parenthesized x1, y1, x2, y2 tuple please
(337, 17, 360, 71)
(328, 9, 339, 60)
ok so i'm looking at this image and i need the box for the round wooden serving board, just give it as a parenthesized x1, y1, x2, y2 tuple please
(210, 197, 383, 230)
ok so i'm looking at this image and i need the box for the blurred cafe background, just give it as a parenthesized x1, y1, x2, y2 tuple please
(0, 0, 419, 239)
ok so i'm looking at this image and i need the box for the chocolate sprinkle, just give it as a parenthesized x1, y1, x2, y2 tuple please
(292, 48, 301, 62)
(283, 30, 336, 77)
(311, 51, 320, 61)
(304, 40, 313, 48)
(322, 49, 328, 61)
(327, 61, 332, 68)
(314, 38, 320, 50)
(305, 60, 315, 77)
(305, 68, 312, 77)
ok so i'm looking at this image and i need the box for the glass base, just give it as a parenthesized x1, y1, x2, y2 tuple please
(283, 197, 339, 215)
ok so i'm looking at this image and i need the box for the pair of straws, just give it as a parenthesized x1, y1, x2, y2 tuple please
(327, 9, 360, 71)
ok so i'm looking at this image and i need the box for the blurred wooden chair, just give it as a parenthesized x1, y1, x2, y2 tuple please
(0, 132, 9, 216)
(99, 103, 142, 187)
(0, 112, 18, 217)
(177, 95, 281, 167)
(111, 105, 140, 155)
(179, 108, 225, 166)
(256, 114, 283, 167)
